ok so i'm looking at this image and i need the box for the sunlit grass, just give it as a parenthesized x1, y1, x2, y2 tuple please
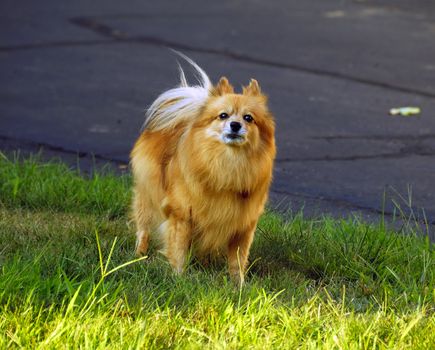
(0, 154, 434, 349)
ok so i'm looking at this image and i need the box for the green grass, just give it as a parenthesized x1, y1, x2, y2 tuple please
(0, 153, 434, 349)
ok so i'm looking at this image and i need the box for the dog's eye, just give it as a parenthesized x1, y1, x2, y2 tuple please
(219, 113, 229, 119)
(243, 114, 254, 123)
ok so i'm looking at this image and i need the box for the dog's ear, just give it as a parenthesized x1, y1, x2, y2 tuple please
(212, 77, 234, 96)
(243, 79, 261, 96)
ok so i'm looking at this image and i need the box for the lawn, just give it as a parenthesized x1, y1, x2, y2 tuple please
(0, 153, 434, 349)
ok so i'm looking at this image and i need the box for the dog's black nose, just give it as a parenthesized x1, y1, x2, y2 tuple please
(230, 121, 242, 132)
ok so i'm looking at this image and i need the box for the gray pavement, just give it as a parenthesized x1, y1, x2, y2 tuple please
(1, 0, 435, 237)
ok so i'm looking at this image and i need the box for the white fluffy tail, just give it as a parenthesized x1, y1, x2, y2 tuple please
(142, 51, 212, 131)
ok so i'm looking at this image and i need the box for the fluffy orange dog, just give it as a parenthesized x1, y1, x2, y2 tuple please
(131, 54, 276, 285)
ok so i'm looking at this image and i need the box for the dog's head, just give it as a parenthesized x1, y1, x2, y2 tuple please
(193, 77, 275, 150)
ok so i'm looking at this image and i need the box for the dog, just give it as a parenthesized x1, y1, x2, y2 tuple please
(131, 53, 276, 285)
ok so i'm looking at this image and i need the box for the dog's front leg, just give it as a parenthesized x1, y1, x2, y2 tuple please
(163, 216, 191, 274)
(227, 223, 256, 286)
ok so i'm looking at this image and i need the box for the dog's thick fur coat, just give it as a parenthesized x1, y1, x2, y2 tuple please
(131, 54, 275, 284)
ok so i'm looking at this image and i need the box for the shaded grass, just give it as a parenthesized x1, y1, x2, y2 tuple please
(0, 154, 434, 349)
(0, 152, 130, 218)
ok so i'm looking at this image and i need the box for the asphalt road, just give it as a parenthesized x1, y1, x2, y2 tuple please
(1, 0, 435, 237)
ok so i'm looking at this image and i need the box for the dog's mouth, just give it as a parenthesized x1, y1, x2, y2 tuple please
(226, 133, 243, 140)
(223, 133, 246, 145)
